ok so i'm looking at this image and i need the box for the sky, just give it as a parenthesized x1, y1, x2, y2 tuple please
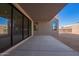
(0, 17, 8, 25)
(57, 3, 79, 27)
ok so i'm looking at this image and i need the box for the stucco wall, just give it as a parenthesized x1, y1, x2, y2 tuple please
(72, 25, 79, 34)
(34, 21, 58, 38)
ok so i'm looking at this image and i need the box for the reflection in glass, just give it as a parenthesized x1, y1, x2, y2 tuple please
(13, 8, 23, 45)
(0, 3, 32, 52)
(24, 17, 29, 38)
(0, 4, 11, 52)
(28, 20, 32, 36)
(0, 17, 8, 34)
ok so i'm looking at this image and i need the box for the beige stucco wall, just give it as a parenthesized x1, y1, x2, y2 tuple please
(72, 24, 79, 34)
(34, 20, 58, 38)
(59, 24, 79, 34)
(34, 21, 51, 35)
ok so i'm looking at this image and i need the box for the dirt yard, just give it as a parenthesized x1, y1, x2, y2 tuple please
(59, 33, 79, 51)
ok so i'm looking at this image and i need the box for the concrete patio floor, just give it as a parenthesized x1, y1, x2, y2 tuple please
(4, 35, 79, 56)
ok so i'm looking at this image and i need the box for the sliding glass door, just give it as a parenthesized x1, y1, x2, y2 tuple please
(0, 3, 32, 53)
(28, 20, 32, 36)
(12, 8, 23, 45)
(24, 16, 29, 38)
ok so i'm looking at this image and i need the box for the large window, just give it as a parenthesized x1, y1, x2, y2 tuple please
(13, 8, 23, 45)
(0, 4, 11, 52)
(24, 17, 29, 38)
(0, 3, 32, 53)
(28, 20, 32, 36)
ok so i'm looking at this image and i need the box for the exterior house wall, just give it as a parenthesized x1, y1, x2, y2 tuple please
(72, 24, 79, 34)
(59, 24, 79, 34)
(34, 19, 58, 38)
(34, 21, 51, 35)
(59, 26, 72, 33)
